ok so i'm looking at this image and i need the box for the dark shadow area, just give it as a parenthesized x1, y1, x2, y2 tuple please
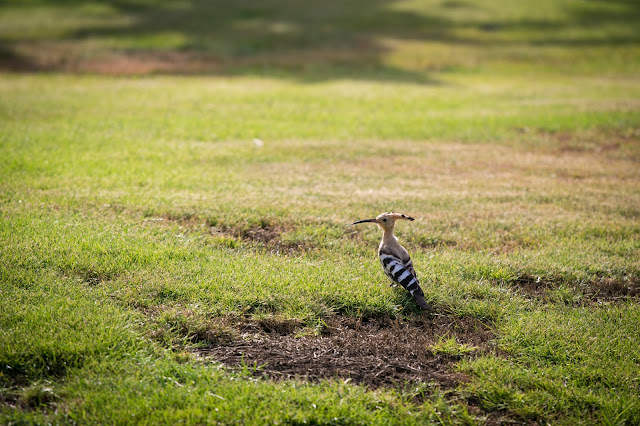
(479, 0, 640, 47)
(0, 44, 38, 71)
(0, 0, 639, 80)
(0, 0, 455, 82)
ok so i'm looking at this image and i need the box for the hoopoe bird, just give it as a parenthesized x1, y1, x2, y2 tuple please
(352, 212, 430, 310)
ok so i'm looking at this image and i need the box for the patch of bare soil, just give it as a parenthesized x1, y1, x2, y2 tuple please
(142, 214, 312, 253)
(0, 42, 381, 77)
(510, 275, 554, 298)
(511, 275, 640, 303)
(199, 315, 494, 390)
(227, 225, 280, 244)
(536, 128, 640, 161)
(584, 277, 640, 301)
(206, 222, 315, 255)
(0, 46, 222, 75)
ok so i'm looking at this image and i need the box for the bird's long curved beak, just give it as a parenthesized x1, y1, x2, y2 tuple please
(351, 218, 377, 225)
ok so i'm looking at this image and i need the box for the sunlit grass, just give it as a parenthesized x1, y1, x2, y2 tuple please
(2, 71, 638, 423)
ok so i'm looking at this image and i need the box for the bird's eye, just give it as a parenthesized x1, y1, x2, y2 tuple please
(382, 218, 387, 222)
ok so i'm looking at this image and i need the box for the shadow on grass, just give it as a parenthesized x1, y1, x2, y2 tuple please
(0, 0, 639, 80)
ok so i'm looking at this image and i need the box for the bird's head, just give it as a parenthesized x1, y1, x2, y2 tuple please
(351, 212, 415, 232)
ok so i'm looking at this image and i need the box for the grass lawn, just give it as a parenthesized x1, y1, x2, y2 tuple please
(1, 0, 640, 424)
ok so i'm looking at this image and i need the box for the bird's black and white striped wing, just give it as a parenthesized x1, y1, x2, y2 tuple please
(379, 253, 419, 294)
(379, 252, 429, 309)
(404, 258, 417, 281)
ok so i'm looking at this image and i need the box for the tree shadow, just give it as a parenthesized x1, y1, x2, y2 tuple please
(475, 0, 640, 46)
(0, 0, 451, 83)
(0, 0, 639, 82)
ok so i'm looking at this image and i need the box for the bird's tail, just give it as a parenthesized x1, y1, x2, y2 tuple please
(412, 289, 431, 310)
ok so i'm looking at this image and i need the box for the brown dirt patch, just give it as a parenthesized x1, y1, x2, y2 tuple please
(0, 42, 381, 76)
(142, 214, 312, 253)
(510, 274, 640, 303)
(199, 315, 494, 390)
(536, 128, 640, 161)
(212, 223, 314, 254)
(510, 275, 554, 298)
(0, 45, 222, 75)
(226, 224, 284, 245)
(75, 268, 118, 286)
(584, 277, 640, 301)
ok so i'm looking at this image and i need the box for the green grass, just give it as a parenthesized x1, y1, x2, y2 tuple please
(2, 0, 640, 424)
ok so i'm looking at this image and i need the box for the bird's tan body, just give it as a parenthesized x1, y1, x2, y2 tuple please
(379, 231, 410, 263)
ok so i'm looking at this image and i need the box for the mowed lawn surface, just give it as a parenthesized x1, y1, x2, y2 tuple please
(2, 0, 640, 424)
